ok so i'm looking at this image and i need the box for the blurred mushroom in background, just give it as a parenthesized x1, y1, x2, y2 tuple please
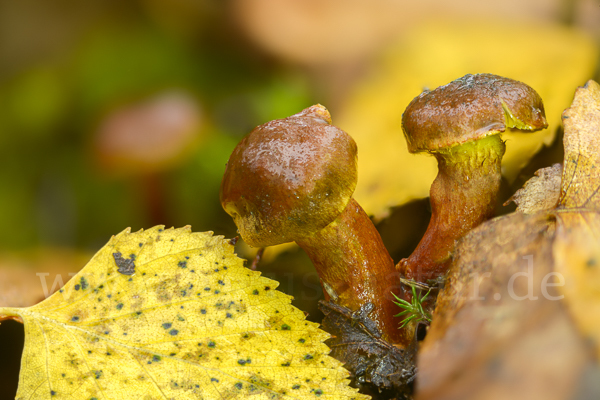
(93, 91, 205, 225)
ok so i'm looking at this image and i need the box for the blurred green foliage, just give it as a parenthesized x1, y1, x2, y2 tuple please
(0, 4, 313, 251)
(1, 0, 598, 258)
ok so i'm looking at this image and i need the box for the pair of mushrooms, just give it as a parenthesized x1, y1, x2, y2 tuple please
(220, 74, 547, 343)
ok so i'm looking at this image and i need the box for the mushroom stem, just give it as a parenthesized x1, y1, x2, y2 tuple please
(399, 134, 505, 283)
(140, 172, 168, 226)
(297, 198, 402, 343)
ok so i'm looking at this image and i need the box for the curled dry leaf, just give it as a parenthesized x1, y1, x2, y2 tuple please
(416, 81, 600, 400)
(504, 163, 562, 214)
(0, 226, 367, 400)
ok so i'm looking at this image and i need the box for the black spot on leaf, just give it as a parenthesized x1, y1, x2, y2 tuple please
(113, 252, 136, 275)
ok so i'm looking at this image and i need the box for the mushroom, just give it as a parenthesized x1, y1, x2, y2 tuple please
(220, 105, 401, 342)
(94, 91, 203, 225)
(398, 74, 547, 284)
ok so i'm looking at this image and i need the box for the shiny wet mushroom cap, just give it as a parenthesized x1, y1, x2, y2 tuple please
(403, 73, 547, 153)
(220, 104, 358, 248)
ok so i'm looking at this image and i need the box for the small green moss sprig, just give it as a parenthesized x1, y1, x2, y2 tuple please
(392, 280, 432, 329)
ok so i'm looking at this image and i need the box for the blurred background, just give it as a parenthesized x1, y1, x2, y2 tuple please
(0, 0, 599, 396)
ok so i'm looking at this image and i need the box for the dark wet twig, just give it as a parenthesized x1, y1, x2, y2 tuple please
(251, 247, 265, 270)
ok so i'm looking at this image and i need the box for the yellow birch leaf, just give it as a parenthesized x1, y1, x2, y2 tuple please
(0, 226, 367, 400)
(339, 20, 598, 220)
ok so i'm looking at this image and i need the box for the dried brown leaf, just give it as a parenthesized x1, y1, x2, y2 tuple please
(0, 249, 87, 308)
(553, 212, 600, 357)
(558, 80, 600, 210)
(504, 163, 562, 214)
(553, 80, 600, 358)
(418, 212, 591, 400)
(319, 301, 415, 398)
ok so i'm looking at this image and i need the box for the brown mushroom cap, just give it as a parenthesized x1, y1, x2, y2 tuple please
(95, 92, 203, 176)
(220, 105, 358, 247)
(402, 74, 548, 153)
